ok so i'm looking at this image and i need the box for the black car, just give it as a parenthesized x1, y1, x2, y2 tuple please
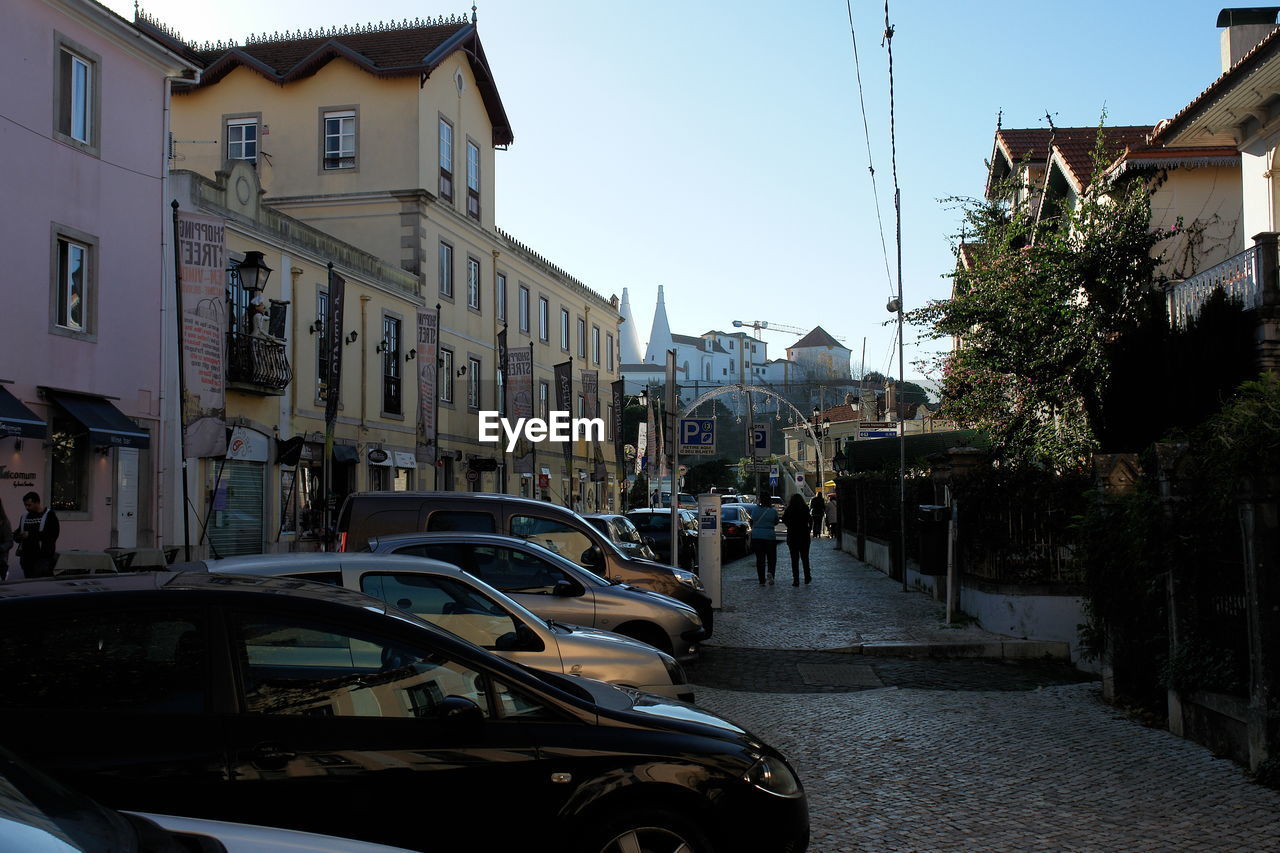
(582, 513, 659, 561)
(626, 508, 699, 571)
(0, 573, 808, 853)
(720, 504, 754, 560)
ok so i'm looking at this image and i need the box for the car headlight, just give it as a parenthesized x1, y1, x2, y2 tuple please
(674, 571, 705, 592)
(744, 755, 801, 798)
(661, 653, 686, 685)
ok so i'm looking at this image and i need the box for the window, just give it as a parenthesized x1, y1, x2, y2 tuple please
(606, 405, 614, 440)
(559, 309, 570, 351)
(438, 117, 454, 201)
(316, 290, 330, 402)
(496, 274, 507, 323)
(55, 236, 89, 332)
(518, 285, 530, 333)
(382, 315, 402, 415)
(467, 546, 570, 596)
(425, 510, 495, 532)
(468, 357, 481, 409)
(606, 333, 614, 371)
(226, 117, 258, 162)
(360, 573, 520, 649)
(440, 349, 454, 403)
(592, 326, 601, 365)
(577, 318, 586, 359)
(54, 38, 98, 152)
(467, 257, 481, 310)
(439, 242, 453, 297)
(0, 609, 208, 713)
(538, 297, 549, 343)
(322, 110, 356, 170)
(466, 140, 480, 220)
(49, 411, 87, 513)
(509, 516, 593, 568)
(539, 381, 550, 419)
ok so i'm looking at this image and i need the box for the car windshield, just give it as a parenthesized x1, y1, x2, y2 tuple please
(628, 513, 670, 532)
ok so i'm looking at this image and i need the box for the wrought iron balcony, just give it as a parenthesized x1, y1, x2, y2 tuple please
(1166, 246, 1262, 328)
(225, 331, 292, 394)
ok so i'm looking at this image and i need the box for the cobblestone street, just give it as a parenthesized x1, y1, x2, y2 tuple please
(689, 542, 1280, 851)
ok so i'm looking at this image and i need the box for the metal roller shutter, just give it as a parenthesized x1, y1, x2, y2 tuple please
(208, 460, 264, 557)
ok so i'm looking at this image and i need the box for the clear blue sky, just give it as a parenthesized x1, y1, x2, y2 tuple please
(107, 0, 1236, 380)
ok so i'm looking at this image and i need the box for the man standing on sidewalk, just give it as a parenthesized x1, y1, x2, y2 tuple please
(825, 494, 840, 549)
(747, 491, 780, 584)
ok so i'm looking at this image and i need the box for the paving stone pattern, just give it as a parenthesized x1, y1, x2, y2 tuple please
(691, 541, 1280, 851)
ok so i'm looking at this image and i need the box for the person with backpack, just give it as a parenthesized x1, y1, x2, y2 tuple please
(746, 491, 780, 585)
(14, 492, 59, 579)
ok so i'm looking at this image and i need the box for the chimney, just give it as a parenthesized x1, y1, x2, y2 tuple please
(1218, 8, 1280, 72)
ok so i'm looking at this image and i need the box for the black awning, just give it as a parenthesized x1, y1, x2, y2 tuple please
(0, 386, 46, 439)
(45, 390, 150, 449)
(332, 444, 358, 463)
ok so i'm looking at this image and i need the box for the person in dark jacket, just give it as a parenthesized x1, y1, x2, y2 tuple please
(809, 493, 825, 538)
(781, 494, 812, 586)
(15, 492, 59, 579)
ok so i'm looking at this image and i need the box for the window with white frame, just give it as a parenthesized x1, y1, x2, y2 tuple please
(440, 348, 454, 403)
(468, 357, 481, 409)
(54, 234, 91, 333)
(539, 381, 550, 419)
(226, 117, 258, 162)
(438, 117, 454, 201)
(591, 325, 600, 365)
(538, 297, 549, 343)
(518, 285, 530, 333)
(606, 333, 614, 371)
(55, 39, 98, 151)
(382, 315, 402, 415)
(439, 242, 453, 297)
(323, 110, 356, 169)
(496, 273, 507, 323)
(577, 318, 586, 359)
(467, 257, 481, 310)
(466, 140, 480, 220)
(560, 309, 570, 351)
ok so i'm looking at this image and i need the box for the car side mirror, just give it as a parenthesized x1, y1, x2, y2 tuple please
(580, 545, 603, 567)
(438, 695, 484, 727)
(553, 578, 583, 598)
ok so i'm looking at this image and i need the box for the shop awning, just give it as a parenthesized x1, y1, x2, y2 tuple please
(0, 386, 45, 439)
(44, 389, 148, 449)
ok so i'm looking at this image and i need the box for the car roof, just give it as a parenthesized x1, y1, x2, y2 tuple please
(183, 552, 465, 578)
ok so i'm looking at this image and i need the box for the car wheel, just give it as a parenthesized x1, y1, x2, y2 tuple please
(579, 806, 714, 853)
(614, 622, 673, 654)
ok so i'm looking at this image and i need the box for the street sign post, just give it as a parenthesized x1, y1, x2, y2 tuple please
(749, 425, 770, 457)
(744, 462, 772, 473)
(678, 418, 716, 456)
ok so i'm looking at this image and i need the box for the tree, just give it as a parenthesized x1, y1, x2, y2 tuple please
(908, 126, 1170, 467)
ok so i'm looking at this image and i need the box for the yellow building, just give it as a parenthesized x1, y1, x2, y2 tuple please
(155, 13, 623, 514)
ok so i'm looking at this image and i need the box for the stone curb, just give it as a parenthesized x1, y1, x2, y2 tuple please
(827, 639, 1071, 660)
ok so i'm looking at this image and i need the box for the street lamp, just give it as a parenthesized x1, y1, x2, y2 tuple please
(230, 251, 273, 296)
(811, 407, 830, 494)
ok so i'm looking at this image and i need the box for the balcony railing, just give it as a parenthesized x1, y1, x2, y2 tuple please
(1166, 246, 1261, 328)
(226, 331, 292, 393)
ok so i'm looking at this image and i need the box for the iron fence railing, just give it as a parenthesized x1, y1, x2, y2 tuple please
(226, 332, 292, 391)
(1166, 246, 1260, 328)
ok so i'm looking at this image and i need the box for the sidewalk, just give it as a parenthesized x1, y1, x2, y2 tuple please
(705, 538, 1069, 659)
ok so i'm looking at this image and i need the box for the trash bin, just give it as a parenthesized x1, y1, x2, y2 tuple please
(916, 504, 950, 575)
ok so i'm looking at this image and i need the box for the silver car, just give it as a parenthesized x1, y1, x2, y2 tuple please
(177, 553, 693, 701)
(366, 531, 707, 661)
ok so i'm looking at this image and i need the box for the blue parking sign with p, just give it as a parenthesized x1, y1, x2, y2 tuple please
(679, 418, 716, 455)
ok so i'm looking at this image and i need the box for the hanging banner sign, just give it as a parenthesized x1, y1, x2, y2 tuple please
(506, 346, 533, 473)
(416, 306, 439, 463)
(176, 210, 227, 458)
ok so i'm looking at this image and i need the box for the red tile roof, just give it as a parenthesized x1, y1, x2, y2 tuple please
(159, 17, 513, 146)
(1049, 126, 1152, 192)
(790, 327, 845, 350)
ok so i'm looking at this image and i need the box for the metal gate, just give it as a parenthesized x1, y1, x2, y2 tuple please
(207, 460, 264, 557)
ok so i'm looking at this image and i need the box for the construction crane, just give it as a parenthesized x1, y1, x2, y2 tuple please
(731, 320, 845, 341)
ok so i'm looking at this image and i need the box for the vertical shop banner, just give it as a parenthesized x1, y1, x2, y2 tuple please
(176, 211, 227, 457)
(416, 305, 439, 464)
(554, 360, 572, 468)
(496, 326, 508, 415)
(612, 379, 625, 464)
(582, 370, 598, 417)
(506, 345, 533, 474)
(324, 270, 346, 427)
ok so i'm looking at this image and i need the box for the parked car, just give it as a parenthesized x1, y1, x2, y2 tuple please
(180, 552, 694, 699)
(658, 491, 697, 509)
(720, 504, 754, 559)
(0, 573, 809, 852)
(336, 491, 714, 635)
(0, 743, 413, 853)
(626, 508, 699, 571)
(582, 512, 659, 561)
(365, 532, 705, 660)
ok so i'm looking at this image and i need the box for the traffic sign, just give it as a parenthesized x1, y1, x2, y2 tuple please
(749, 425, 770, 456)
(744, 462, 772, 473)
(678, 418, 716, 456)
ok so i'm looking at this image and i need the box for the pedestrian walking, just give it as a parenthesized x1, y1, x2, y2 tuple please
(809, 493, 825, 538)
(746, 491, 779, 585)
(825, 493, 840, 549)
(782, 494, 813, 585)
(14, 491, 59, 579)
(0, 501, 12, 581)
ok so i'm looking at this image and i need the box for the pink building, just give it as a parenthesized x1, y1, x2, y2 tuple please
(0, 0, 197, 555)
